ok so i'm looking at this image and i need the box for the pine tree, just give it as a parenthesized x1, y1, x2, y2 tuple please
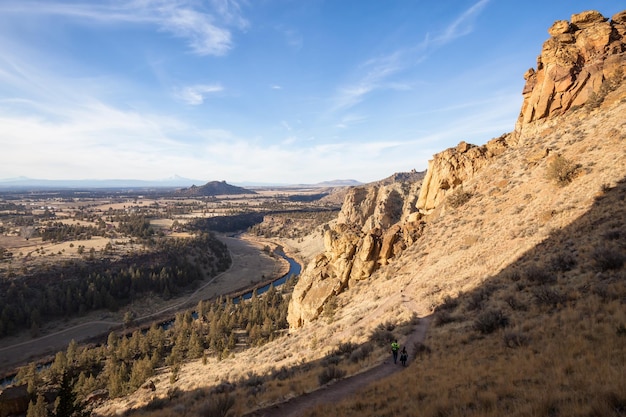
(26, 394, 47, 417)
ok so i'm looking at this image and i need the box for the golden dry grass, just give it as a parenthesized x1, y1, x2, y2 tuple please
(93, 86, 626, 417)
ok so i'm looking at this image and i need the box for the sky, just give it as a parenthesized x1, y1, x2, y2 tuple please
(0, 0, 624, 185)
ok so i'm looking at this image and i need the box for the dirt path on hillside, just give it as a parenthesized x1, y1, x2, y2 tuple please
(243, 315, 432, 417)
(0, 235, 286, 374)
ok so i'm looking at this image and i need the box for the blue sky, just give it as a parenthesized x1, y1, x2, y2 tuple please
(0, 0, 623, 185)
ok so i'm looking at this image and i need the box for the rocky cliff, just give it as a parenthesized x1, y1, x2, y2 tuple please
(518, 10, 626, 125)
(287, 177, 425, 327)
(287, 9, 626, 329)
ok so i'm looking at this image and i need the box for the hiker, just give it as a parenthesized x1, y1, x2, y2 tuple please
(400, 347, 408, 366)
(391, 340, 399, 364)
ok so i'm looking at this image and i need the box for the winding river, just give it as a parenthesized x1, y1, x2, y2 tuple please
(0, 246, 302, 387)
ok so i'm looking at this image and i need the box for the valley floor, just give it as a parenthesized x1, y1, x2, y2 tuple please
(0, 234, 288, 374)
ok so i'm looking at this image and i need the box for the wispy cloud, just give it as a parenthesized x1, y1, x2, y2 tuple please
(0, 0, 248, 56)
(429, 0, 490, 46)
(331, 51, 403, 112)
(175, 84, 224, 105)
(330, 0, 490, 113)
(336, 114, 367, 129)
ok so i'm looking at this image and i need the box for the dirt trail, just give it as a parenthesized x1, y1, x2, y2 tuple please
(244, 315, 431, 417)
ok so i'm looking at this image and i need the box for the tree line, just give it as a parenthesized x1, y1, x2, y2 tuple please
(15, 280, 295, 416)
(0, 233, 231, 338)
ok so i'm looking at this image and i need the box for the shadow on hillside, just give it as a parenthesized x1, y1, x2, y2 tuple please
(426, 176, 625, 355)
(110, 313, 426, 417)
(99, 177, 626, 417)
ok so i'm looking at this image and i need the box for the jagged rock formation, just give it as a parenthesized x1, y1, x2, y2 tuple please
(287, 178, 425, 327)
(416, 137, 509, 212)
(287, 9, 626, 329)
(518, 10, 626, 125)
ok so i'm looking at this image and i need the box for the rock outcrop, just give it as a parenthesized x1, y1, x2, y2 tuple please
(416, 136, 509, 212)
(287, 9, 626, 329)
(287, 179, 425, 328)
(518, 10, 626, 125)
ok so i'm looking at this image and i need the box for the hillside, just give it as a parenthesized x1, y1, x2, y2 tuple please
(174, 180, 256, 197)
(62, 9, 626, 417)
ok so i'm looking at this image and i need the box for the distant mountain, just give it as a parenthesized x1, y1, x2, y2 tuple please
(0, 175, 204, 190)
(174, 180, 256, 196)
(312, 179, 362, 187)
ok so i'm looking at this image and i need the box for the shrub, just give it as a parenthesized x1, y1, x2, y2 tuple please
(473, 310, 509, 334)
(546, 155, 580, 186)
(592, 246, 625, 271)
(447, 187, 473, 208)
(467, 289, 489, 311)
(318, 366, 346, 385)
(271, 366, 294, 381)
(434, 311, 457, 327)
(435, 295, 458, 312)
(533, 286, 566, 308)
(198, 394, 234, 417)
(370, 322, 396, 346)
(349, 343, 374, 363)
(412, 342, 432, 359)
(524, 264, 556, 284)
(504, 294, 527, 311)
(550, 252, 577, 272)
(502, 331, 530, 348)
(334, 341, 359, 357)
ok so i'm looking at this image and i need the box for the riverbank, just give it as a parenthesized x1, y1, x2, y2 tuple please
(0, 234, 289, 376)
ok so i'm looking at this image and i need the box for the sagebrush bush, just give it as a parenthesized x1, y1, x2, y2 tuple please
(349, 343, 373, 363)
(370, 323, 395, 347)
(524, 264, 556, 284)
(198, 394, 234, 417)
(533, 285, 566, 308)
(592, 246, 625, 271)
(546, 155, 580, 186)
(434, 311, 457, 327)
(550, 252, 577, 272)
(447, 187, 473, 208)
(334, 341, 359, 357)
(473, 309, 509, 334)
(502, 331, 530, 348)
(435, 295, 458, 312)
(318, 366, 346, 385)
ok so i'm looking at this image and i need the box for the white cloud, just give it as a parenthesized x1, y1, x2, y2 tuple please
(336, 114, 367, 129)
(0, 0, 249, 56)
(420, 0, 490, 49)
(175, 84, 224, 105)
(330, 0, 491, 113)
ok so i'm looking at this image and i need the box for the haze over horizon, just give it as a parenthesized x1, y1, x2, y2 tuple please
(1, 0, 623, 185)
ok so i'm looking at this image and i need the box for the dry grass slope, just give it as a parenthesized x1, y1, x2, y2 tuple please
(297, 85, 626, 417)
(93, 73, 625, 417)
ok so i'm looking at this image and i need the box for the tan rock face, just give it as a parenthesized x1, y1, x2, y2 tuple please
(287, 180, 425, 328)
(288, 9, 626, 329)
(416, 136, 509, 212)
(518, 10, 626, 125)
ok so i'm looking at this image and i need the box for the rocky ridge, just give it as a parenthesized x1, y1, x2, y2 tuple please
(518, 10, 626, 125)
(287, 9, 626, 328)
